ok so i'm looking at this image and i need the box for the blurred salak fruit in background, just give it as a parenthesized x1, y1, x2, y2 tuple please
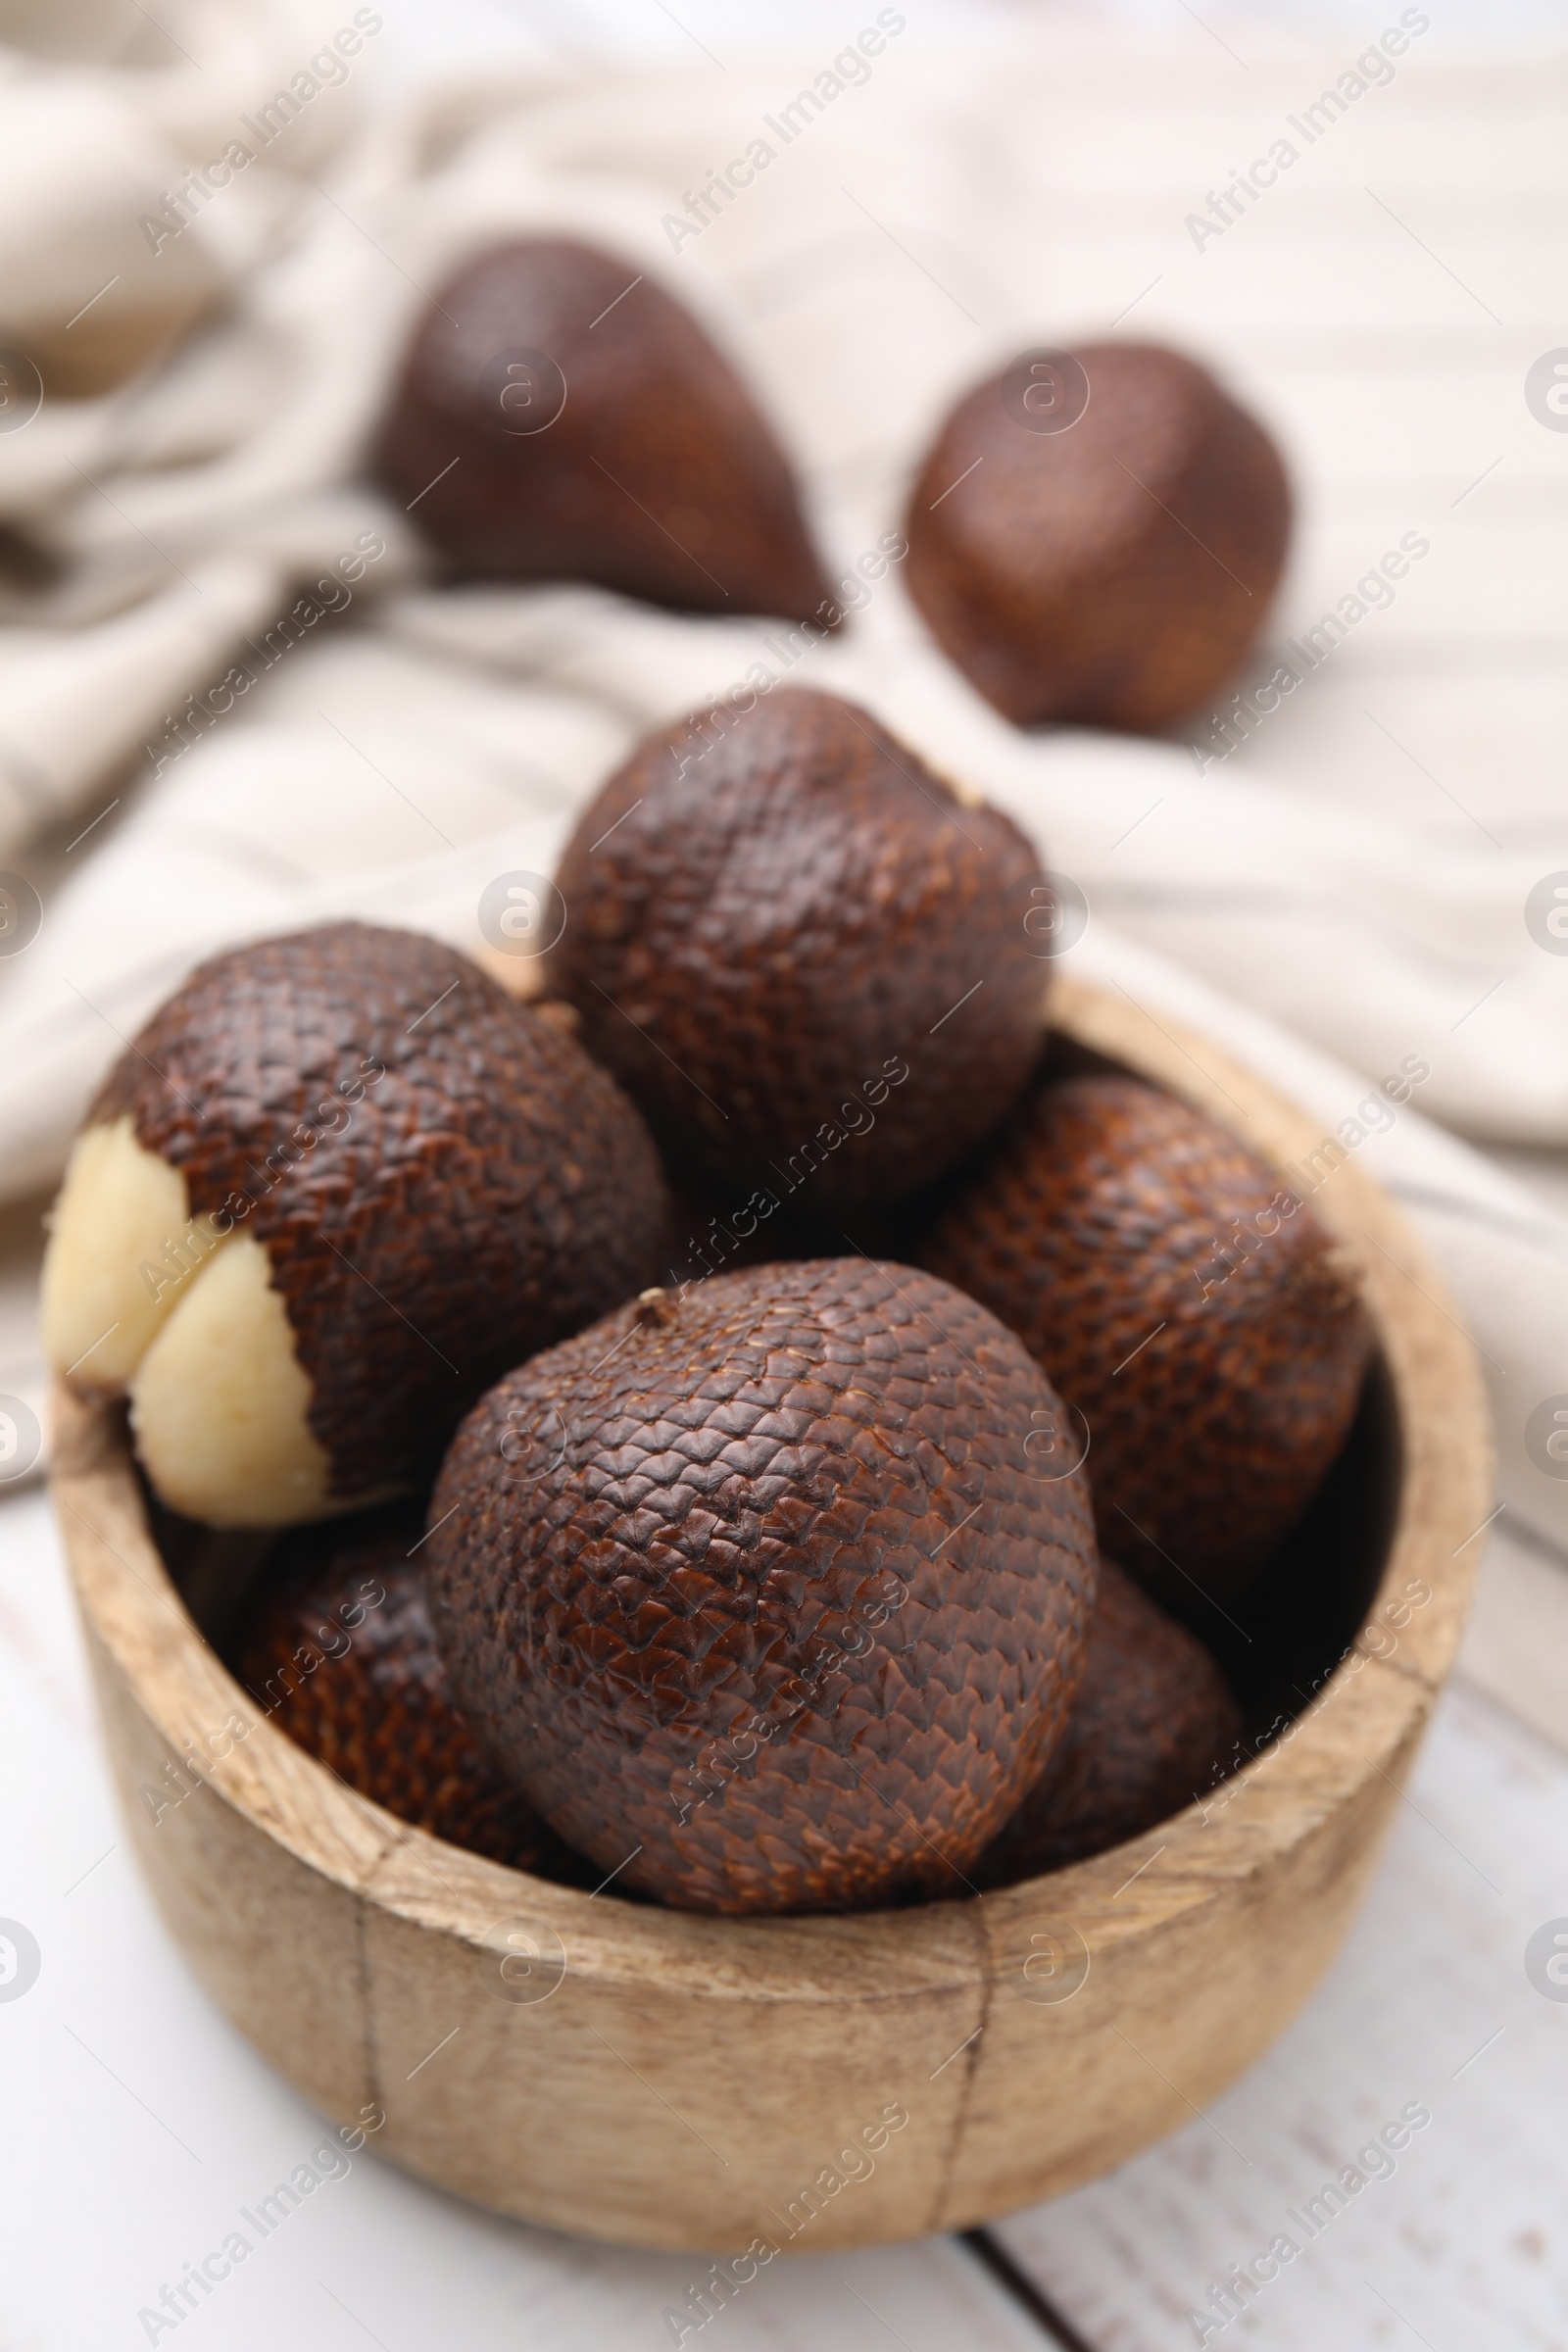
(377, 235, 835, 623)
(904, 341, 1291, 730)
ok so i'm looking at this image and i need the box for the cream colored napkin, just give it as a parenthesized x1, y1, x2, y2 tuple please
(0, 22, 1562, 1150)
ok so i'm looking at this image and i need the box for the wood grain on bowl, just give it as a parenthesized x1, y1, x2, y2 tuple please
(51, 975, 1490, 2253)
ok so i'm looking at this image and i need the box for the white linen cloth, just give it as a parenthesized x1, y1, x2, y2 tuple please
(1, 2, 1565, 1702)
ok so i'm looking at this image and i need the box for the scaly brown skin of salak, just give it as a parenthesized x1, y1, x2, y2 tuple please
(544, 686, 1049, 1211)
(90, 921, 671, 1497)
(236, 1504, 595, 1880)
(427, 1258, 1099, 1915)
(377, 236, 835, 622)
(905, 341, 1291, 731)
(917, 1075, 1372, 1604)
(975, 1557, 1244, 1886)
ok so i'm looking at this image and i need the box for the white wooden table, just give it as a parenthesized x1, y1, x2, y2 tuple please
(6, 5, 1568, 2346)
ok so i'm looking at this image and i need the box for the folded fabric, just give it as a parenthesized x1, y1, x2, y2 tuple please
(0, 23, 1561, 1160)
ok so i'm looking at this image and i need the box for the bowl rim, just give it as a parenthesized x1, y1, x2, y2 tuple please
(52, 967, 1493, 2003)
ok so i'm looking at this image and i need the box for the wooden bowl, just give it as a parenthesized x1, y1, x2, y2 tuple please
(52, 973, 1490, 2253)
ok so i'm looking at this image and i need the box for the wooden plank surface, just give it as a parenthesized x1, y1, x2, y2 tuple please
(995, 1674, 1568, 2349)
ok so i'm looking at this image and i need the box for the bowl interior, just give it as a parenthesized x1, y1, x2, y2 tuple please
(135, 1020, 1405, 1908)
(1190, 1354, 1398, 1733)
